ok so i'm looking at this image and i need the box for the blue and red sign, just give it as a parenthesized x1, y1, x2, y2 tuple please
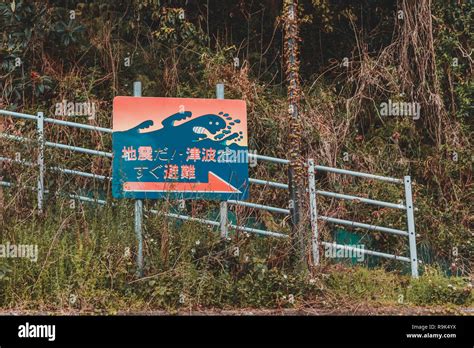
(112, 97, 248, 200)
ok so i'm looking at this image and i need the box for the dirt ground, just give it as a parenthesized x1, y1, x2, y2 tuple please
(1, 304, 472, 316)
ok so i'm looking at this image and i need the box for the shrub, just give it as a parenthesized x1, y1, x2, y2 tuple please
(407, 267, 472, 306)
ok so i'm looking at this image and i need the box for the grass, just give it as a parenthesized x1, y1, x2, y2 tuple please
(0, 196, 471, 314)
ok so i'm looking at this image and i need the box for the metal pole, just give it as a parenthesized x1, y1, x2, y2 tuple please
(133, 81, 144, 276)
(37, 111, 44, 214)
(216, 83, 228, 239)
(404, 176, 418, 278)
(308, 159, 319, 265)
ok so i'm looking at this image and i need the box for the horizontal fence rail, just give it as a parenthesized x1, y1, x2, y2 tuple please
(44, 117, 113, 133)
(321, 241, 411, 263)
(315, 190, 406, 210)
(0, 110, 112, 133)
(318, 216, 409, 236)
(0, 132, 113, 158)
(227, 200, 290, 215)
(248, 153, 290, 165)
(314, 164, 403, 184)
(248, 177, 288, 189)
(0, 110, 39, 121)
(0, 156, 111, 181)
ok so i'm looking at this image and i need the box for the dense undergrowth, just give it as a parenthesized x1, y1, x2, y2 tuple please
(0, 200, 472, 311)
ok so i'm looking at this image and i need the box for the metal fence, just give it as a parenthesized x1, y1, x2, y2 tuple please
(0, 120, 291, 238)
(0, 84, 419, 278)
(0, 84, 295, 277)
(307, 159, 419, 277)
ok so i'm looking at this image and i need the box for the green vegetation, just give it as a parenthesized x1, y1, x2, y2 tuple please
(0, 203, 471, 312)
(0, 1, 472, 312)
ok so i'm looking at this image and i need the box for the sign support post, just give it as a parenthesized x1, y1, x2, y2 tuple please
(216, 83, 228, 239)
(133, 81, 144, 277)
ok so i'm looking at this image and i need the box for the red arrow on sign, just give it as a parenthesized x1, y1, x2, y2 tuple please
(123, 172, 241, 193)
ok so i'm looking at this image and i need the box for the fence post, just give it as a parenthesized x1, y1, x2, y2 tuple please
(216, 83, 228, 239)
(37, 111, 44, 214)
(133, 81, 144, 277)
(404, 176, 418, 278)
(307, 159, 319, 265)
